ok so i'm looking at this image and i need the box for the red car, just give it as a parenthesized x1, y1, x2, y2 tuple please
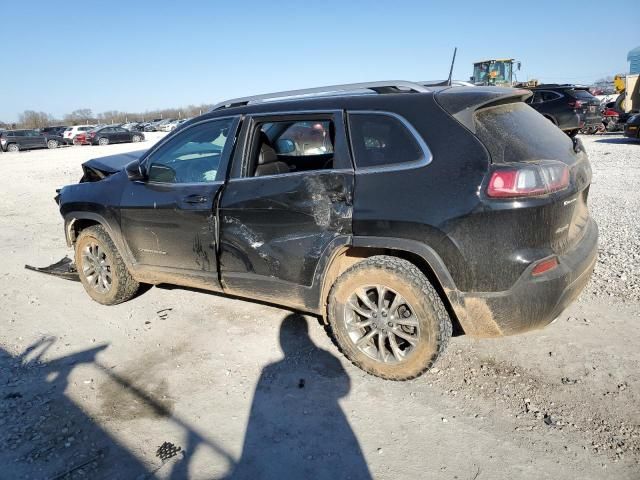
(73, 132, 91, 145)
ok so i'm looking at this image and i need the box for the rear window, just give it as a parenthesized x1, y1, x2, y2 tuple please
(474, 102, 575, 164)
(569, 89, 596, 101)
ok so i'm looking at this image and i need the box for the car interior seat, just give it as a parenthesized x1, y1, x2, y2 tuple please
(254, 132, 290, 176)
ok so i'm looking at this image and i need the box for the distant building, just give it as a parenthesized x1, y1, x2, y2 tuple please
(629, 46, 640, 74)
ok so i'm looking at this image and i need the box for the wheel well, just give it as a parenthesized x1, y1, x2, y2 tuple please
(321, 246, 464, 334)
(69, 218, 100, 245)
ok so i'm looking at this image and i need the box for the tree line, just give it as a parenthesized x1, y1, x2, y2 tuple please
(0, 104, 214, 130)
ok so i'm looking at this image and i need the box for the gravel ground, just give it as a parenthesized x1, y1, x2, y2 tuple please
(0, 133, 639, 479)
(583, 135, 640, 302)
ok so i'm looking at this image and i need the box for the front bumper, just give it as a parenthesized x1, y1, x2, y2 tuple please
(452, 218, 598, 337)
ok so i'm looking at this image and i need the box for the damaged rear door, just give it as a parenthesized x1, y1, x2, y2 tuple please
(118, 117, 239, 287)
(218, 111, 353, 309)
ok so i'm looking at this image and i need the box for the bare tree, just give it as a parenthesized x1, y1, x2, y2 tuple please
(18, 110, 54, 129)
(63, 109, 95, 125)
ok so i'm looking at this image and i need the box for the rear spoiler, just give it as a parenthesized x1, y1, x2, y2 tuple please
(435, 87, 532, 133)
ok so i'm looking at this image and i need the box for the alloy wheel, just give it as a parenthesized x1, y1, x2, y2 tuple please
(81, 242, 112, 294)
(343, 285, 420, 363)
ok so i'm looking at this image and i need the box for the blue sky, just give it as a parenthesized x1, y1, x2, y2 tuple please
(1, 0, 638, 122)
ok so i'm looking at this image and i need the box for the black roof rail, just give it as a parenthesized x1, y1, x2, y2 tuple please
(211, 80, 430, 111)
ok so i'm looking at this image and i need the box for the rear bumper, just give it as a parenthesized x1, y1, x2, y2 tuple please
(581, 111, 602, 126)
(452, 218, 598, 337)
(624, 124, 639, 138)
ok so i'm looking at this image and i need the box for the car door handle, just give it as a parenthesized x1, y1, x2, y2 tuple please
(183, 194, 208, 204)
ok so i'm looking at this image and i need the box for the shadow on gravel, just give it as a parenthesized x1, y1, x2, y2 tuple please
(1, 316, 372, 479)
(225, 313, 371, 480)
(594, 137, 639, 144)
(0, 338, 149, 479)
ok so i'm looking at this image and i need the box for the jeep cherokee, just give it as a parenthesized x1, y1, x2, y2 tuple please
(56, 81, 598, 380)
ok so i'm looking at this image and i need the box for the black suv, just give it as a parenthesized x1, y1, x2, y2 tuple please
(40, 125, 68, 137)
(525, 84, 601, 136)
(56, 81, 597, 380)
(0, 129, 63, 152)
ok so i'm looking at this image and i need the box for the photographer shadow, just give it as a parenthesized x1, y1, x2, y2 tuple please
(225, 313, 372, 480)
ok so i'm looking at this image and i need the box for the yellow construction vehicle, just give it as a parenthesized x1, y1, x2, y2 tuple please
(470, 59, 538, 88)
(613, 74, 639, 112)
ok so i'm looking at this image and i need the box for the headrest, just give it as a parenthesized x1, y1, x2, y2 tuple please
(258, 132, 278, 165)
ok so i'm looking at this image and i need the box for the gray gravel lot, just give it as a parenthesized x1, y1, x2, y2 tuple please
(0, 133, 639, 479)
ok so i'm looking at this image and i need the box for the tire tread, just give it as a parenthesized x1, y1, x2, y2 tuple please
(76, 225, 139, 305)
(326, 255, 452, 381)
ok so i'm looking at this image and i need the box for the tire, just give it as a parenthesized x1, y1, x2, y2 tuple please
(75, 225, 139, 305)
(6, 143, 19, 152)
(327, 255, 452, 381)
(72, 137, 80, 146)
(567, 129, 579, 138)
(132, 135, 141, 143)
(47, 139, 58, 149)
(98, 137, 109, 146)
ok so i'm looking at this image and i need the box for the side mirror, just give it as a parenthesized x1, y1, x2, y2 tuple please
(275, 138, 295, 154)
(125, 160, 146, 181)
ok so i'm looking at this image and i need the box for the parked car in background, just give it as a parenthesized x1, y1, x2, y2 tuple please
(624, 113, 640, 139)
(525, 84, 600, 136)
(143, 119, 164, 132)
(57, 81, 597, 380)
(63, 126, 95, 145)
(86, 126, 145, 145)
(1, 129, 63, 152)
(153, 119, 174, 132)
(158, 119, 187, 132)
(40, 126, 68, 137)
(122, 122, 143, 132)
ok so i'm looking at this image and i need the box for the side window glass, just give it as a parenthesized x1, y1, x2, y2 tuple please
(251, 119, 335, 177)
(146, 118, 233, 184)
(348, 113, 425, 169)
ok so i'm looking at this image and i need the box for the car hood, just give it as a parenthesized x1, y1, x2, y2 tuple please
(82, 150, 147, 175)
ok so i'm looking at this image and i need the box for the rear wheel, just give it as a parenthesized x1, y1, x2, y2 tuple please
(75, 225, 139, 305)
(327, 256, 452, 380)
(6, 143, 19, 152)
(47, 139, 59, 149)
(132, 135, 141, 143)
(98, 137, 109, 146)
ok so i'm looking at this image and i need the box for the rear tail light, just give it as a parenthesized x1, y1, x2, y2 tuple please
(568, 100, 583, 109)
(532, 256, 559, 276)
(487, 161, 570, 198)
(89, 132, 96, 138)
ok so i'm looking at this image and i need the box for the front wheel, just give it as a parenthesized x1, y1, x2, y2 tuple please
(132, 135, 142, 143)
(327, 256, 452, 380)
(98, 137, 109, 146)
(75, 225, 139, 305)
(47, 139, 59, 149)
(6, 143, 19, 152)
